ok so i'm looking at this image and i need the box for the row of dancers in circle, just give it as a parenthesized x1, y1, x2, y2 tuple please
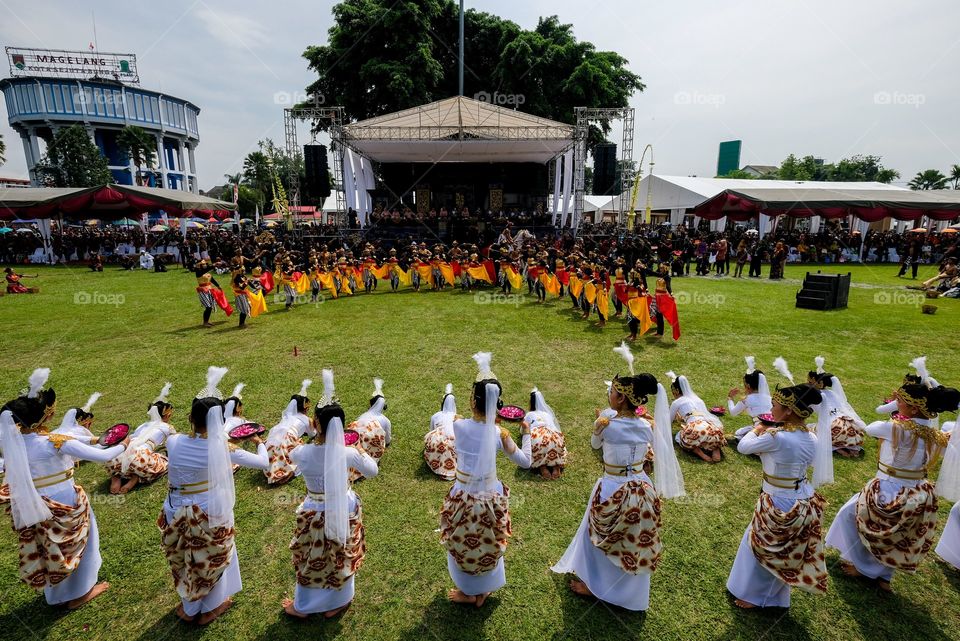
(1, 349, 958, 622)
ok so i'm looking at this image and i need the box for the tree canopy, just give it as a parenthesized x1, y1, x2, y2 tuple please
(34, 125, 113, 188)
(302, 0, 643, 141)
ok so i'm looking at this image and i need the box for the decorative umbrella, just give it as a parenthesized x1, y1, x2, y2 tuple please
(941, 227, 958, 234)
(263, 220, 279, 228)
(84, 219, 101, 226)
(112, 218, 139, 226)
(149, 224, 169, 232)
(0, 227, 12, 234)
(184, 221, 205, 229)
(909, 227, 928, 233)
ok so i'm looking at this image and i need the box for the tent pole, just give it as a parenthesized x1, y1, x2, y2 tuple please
(458, 0, 464, 96)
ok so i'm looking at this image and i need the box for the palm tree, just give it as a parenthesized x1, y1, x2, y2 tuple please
(116, 125, 157, 186)
(243, 151, 272, 212)
(949, 164, 960, 190)
(908, 169, 948, 190)
(0, 132, 5, 166)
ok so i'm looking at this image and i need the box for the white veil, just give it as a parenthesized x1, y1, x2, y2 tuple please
(652, 383, 685, 499)
(439, 384, 456, 435)
(677, 375, 721, 427)
(811, 398, 835, 488)
(355, 378, 386, 428)
(756, 373, 772, 409)
(323, 415, 349, 544)
(207, 400, 236, 529)
(0, 410, 53, 529)
(829, 376, 865, 429)
(531, 387, 559, 431)
(464, 382, 499, 497)
(937, 420, 960, 501)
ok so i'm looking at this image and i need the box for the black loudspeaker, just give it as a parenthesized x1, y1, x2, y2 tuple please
(593, 143, 617, 195)
(303, 144, 331, 198)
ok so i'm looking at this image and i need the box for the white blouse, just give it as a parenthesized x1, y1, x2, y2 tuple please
(867, 417, 937, 487)
(737, 428, 816, 497)
(24, 433, 124, 497)
(451, 418, 531, 492)
(290, 444, 379, 494)
(165, 434, 268, 508)
(728, 392, 772, 418)
(523, 410, 560, 433)
(591, 415, 653, 477)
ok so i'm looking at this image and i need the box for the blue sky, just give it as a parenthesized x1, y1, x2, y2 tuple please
(1, 0, 958, 188)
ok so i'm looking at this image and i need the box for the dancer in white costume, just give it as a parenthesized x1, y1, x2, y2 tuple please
(825, 373, 959, 592)
(552, 343, 685, 611)
(729, 357, 772, 441)
(106, 383, 176, 494)
(935, 417, 960, 570)
(806, 357, 866, 458)
(264, 380, 314, 485)
(0, 369, 128, 608)
(440, 353, 531, 607)
(668, 371, 725, 463)
(525, 387, 567, 479)
(158, 367, 269, 625)
(348, 378, 391, 481)
(223, 383, 248, 433)
(726, 376, 835, 609)
(283, 370, 378, 619)
(876, 357, 940, 416)
(52, 392, 101, 444)
(424, 384, 458, 480)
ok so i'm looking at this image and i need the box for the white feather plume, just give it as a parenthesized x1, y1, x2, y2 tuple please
(910, 356, 929, 384)
(321, 369, 334, 404)
(445, 383, 453, 395)
(81, 392, 101, 413)
(27, 368, 50, 398)
(472, 352, 494, 380)
(230, 383, 245, 399)
(372, 378, 384, 397)
(613, 342, 635, 376)
(773, 357, 794, 384)
(299, 378, 312, 397)
(815, 356, 825, 374)
(155, 382, 172, 403)
(202, 366, 228, 398)
(665, 370, 678, 383)
(745, 356, 756, 374)
(604, 380, 613, 391)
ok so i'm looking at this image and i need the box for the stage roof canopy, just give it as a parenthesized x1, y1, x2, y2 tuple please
(690, 186, 960, 221)
(0, 184, 236, 219)
(343, 96, 573, 164)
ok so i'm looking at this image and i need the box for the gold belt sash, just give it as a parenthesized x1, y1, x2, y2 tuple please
(306, 491, 326, 502)
(763, 472, 807, 489)
(169, 480, 209, 495)
(878, 461, 926, 480)
(603, 459, 645, 476)
(33, 468, 74, 489)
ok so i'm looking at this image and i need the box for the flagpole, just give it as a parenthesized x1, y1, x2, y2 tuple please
(458, 1, 464, 96)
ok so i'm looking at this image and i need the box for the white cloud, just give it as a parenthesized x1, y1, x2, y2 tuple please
(193, 5, 269, 50)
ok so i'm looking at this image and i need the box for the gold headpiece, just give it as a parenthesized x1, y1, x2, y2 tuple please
(896, 386, 936, 419)
(772, 387, 813, 420)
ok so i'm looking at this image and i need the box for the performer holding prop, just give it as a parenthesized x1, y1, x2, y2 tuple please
(106, 383, 176, 494)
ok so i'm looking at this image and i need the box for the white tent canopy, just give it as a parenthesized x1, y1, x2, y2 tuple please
(343, 96, 573, 164)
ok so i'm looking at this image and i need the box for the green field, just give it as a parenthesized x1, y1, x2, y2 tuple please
(0, 263, 958, 641)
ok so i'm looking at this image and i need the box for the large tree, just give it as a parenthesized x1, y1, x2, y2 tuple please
(116, 125, 157, 186)
(948, 163, 960, 190)
(909, 169, 949, 190)
(34, 125, 113, 187)
(302, 1, 643, 144)
(771, 153, 899, 183)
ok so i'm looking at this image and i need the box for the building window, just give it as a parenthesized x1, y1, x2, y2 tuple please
(71, 86, 83, 114)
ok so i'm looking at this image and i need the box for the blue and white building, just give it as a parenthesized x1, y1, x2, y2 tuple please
(1, 49, 200, 192)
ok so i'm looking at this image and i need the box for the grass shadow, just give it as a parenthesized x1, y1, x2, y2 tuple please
(938, 559, 960, 593)
(549, 572, 647, 641)
(395, 590, 498, 641)
(716, 595, 814, 641)
(0, 594, 71, 641)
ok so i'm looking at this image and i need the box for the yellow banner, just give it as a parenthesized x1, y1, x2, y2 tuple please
(439, 263, 456, 286)
(467, 266, 493, 283)
(504, 266, 523, 291)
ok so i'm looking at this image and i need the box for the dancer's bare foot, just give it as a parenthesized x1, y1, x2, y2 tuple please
(551, 466, 563, 480)
(473, 593, 489, 608)
(692, 446, 713, 463)
(119, 477, 139, 494)
(839, 561, 862, 578)
(568, 578, 593, 597)
(197, 598, 233, 625)
(711, 449, 723, 463)
(877, 579, 892, 592)
(282, 598, 309, 619)
(175, 603, 195, 622)
(448, 589, 477, 605)
(67, 582, 110, 609)
(540, 466, 552, 479)
(109, 476, 122, 495)
(202, 322, 214, 328)
(734, 599, 756, 609)
(324, 602, 352, 618)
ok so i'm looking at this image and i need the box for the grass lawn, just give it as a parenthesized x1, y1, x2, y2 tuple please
(0, 262, 958, 641)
